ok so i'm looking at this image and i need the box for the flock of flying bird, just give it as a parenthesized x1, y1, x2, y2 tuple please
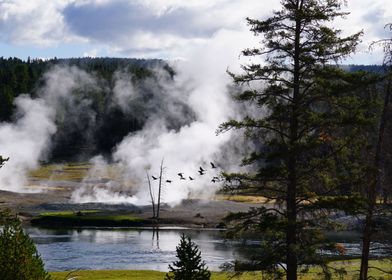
(151, 162, 221, 184)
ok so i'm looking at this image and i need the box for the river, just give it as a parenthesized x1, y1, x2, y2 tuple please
(27, 227, 391, 272)
(27, 227, 238, 272)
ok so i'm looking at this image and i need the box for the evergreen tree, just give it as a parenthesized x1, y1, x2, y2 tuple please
(165, 234, 211, 280)
(0, 86, 14, 121)
(0, 210, 50, 280)
(219, 1, 375, 279)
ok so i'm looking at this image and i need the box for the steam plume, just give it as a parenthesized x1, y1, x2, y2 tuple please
(72, 30, 255, 205)
(0, 65, 98, 191)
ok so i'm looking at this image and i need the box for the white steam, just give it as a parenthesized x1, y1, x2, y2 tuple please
(112, 70, 136, 112)
(72, 29, 257, 205)
(71, 155, 139, 204)
(0, 96, 56, 191)
(0, 28, 256, 205)
(0, 65, 99, 192)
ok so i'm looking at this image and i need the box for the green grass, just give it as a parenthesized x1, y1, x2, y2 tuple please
(39, 210, 99, 217)
(49, 270, 262, 280)
(49, 259, 392, 280)
(31, 210, 147, 227)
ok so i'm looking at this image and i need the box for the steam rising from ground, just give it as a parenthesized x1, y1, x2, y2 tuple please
(0, 29, 256, 205)
(0, 97, 56, 191)
(71, 30, 255, 205)
(71, 156, 139, 204)
(0, 65, 99, 192)
(70, 63, 238, 205)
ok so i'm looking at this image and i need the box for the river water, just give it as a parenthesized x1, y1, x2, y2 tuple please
(27, 227, 239, 272)
(27, 227, 391, 272)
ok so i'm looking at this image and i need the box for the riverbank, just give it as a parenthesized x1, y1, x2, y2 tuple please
(49, 259, 392, 280)
(49, 270, 258, 280)
(0, 182, 260, 228)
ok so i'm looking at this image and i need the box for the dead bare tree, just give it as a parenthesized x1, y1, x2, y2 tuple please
(146, 171, 156, 218)
(156, 158, 165, 221)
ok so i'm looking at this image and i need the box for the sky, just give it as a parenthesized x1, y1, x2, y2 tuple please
(0, 0, 391, 64)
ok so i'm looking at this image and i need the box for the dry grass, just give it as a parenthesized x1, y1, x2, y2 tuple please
(29, 163, 92, 181)
(214, 194, 273, 204)
(29, 163, 127, 183)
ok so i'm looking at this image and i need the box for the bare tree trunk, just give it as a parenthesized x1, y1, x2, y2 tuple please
(156, 159, 164, 221)
(360, 78, 391, 280)
(146, 171, 156, 218)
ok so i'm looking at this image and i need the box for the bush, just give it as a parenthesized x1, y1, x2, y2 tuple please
(0, 210, 50, 280)
(165, 233, 211, 280)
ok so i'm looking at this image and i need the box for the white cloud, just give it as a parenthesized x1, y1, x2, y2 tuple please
(83, 48, 99, 57)
(0, 0, 85, 46)
(0, 0, 389, 63)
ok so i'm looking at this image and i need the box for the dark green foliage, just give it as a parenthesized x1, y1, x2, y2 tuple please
(0, 210, 50, 280)
(220, 1, 380, 279)
(165, 234, 211, 280)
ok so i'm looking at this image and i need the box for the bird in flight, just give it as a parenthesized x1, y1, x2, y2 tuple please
(199, 167, 205, 172)
(152, 175, 158, 180)
(210, 162, 217, 169)
(166, 180, 172, 183)
(198, 170, 205, 175)
(178, 173, 185, 180)
(189, 176, 194, 180)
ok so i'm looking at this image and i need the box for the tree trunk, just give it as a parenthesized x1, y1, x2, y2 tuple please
(360, 77, 391, 280)
(146, 171, 156, 218)
(156, 159, 164, 220)
(286, 2, 302, 279)
(286, 165, 298, 280)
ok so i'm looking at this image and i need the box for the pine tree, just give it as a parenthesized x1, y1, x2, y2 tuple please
(219, 1, 375, 279)
(165, 234, 211, 280)
(0, 210, 50, 280)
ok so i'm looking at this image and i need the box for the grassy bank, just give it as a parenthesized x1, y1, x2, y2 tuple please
(50, 270, 262, 280)
(49, 259, 392, 280)
(31, 210, 148, 227)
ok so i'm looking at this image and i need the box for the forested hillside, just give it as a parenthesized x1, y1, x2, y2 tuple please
(0, 57, 187, 161)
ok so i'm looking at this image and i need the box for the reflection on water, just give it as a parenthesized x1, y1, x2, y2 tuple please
(26, 228, 392, 272)
(26, 228, 238, 272)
